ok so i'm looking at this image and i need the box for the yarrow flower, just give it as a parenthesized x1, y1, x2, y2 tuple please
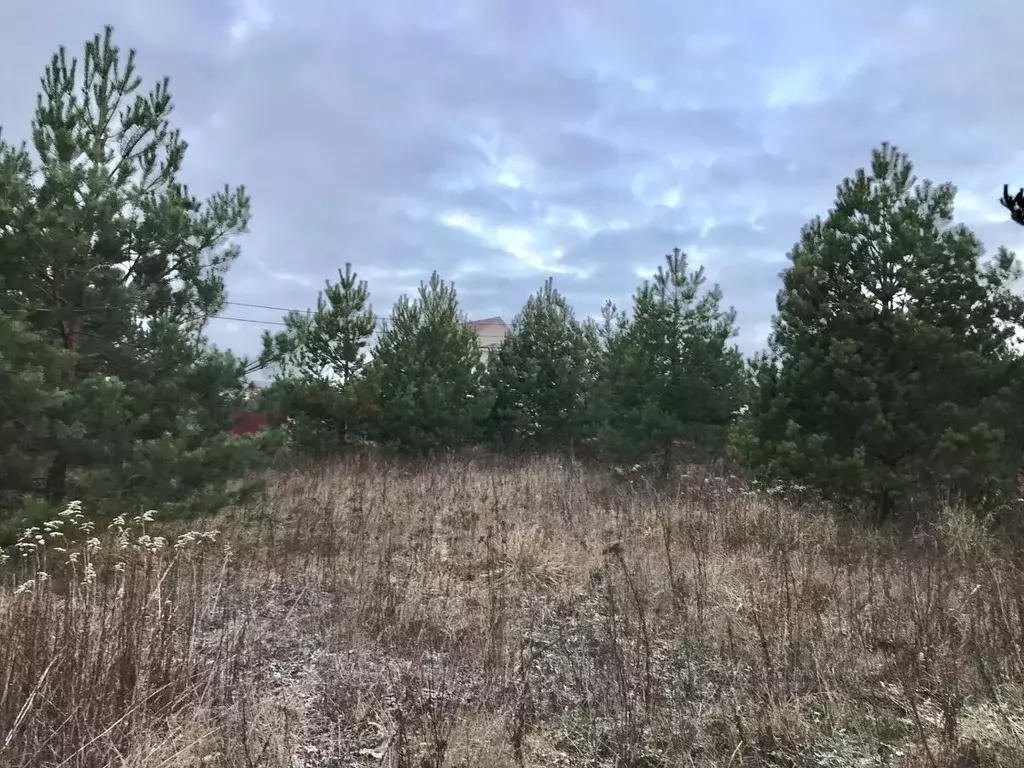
(3, 501, 223, 598)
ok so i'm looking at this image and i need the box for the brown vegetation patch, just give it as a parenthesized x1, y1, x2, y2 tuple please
(2, 458, 1024, 767)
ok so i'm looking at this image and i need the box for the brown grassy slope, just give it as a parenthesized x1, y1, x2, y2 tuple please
(1, 457, 1023, 767)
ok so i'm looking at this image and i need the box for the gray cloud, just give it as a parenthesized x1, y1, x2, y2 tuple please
(560, 226, 701, 274)
(3, 0, 1024, 360)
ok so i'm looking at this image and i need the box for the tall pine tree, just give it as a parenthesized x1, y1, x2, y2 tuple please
(0, 27, 270, 514)
(366, 272, 485, 452)
(596, 249, 746, 473)
(259, 263, 377, 452)
(739, 143, 1024, 516)
(484, 278, 599, 452)
(261, 262, 375, 383)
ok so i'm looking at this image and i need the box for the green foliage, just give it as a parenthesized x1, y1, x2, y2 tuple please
(0, 311, 71, 513)
(258, 376, 375, 455)
(366, 272, 485, 452)
(259, 263, 377, 453)
(595, 249, 746, 472)
(738, 143, 1024, 515)
(260, 262, 375, 383)
(0, 26, 274, 516)
(484, 278, 599, 452)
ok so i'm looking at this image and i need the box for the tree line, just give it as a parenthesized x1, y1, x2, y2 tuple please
(258, 251, 745, 468)
(3, 27, 1024, 526)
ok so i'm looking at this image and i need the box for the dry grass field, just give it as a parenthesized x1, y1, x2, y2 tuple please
(2, 456, 1024, 767)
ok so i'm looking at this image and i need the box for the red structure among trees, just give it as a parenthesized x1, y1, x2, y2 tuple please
(227, 409, 268, 438)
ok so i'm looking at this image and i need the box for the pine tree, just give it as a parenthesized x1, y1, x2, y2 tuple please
(596, 249, 746, 472)
(739, 143, 1024, 516)
(484, 278, 599, 452)
(0, 27, 271, 514)
(259, 263, 377, 452)
(261, 262, 375, 382)
(366, 272, 484, 452)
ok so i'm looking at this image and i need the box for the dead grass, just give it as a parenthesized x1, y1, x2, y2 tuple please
(2, 456, 1024, 767)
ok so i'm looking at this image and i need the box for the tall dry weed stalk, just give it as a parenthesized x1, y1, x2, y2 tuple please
(0, 501, 237, 767)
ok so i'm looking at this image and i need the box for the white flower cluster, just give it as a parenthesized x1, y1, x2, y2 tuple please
(1, 500, 223, 597)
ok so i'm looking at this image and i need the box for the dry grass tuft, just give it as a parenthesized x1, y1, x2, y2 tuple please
(2, 456, 1024, 767)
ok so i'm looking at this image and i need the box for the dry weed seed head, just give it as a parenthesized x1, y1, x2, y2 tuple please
(3, 500, 222, 597)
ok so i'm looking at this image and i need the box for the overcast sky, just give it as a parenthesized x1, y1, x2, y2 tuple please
(3, 0, 1024, 358)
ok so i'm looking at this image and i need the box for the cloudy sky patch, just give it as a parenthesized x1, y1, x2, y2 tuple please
(3, 0, 1024, 359)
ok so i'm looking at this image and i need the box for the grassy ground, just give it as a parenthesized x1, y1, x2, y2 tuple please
(2, 456, 1024, 767)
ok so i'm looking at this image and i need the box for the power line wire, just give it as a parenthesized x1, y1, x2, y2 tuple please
(214, 315, 289, 327)
(222, 301, 390, 324)
(211, 313, 499, 351)
(225, 300, 303, 313)
(7, 291, 500, 338)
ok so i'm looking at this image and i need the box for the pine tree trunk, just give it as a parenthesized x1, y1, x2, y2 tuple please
(876, 487, 893, 523)
(45, 452, 68, 504)
(45, 310, 83, 506)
